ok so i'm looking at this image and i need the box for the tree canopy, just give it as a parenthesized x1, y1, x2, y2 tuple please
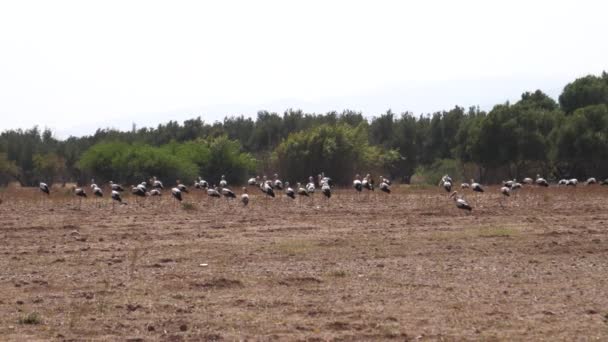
(1, 72, 608, 185)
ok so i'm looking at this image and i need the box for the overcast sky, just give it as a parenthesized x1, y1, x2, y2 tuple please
(1, 0, 606, 138)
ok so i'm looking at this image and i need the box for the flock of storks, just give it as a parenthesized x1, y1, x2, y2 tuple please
(440, 174, 607, 212)
(33, 172, 607, 211)
(34, 172, 391, 209)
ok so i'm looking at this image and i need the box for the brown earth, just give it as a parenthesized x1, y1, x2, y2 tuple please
(0, 185, 607, 341)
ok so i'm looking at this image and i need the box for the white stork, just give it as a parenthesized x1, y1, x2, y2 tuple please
(511, 180, 522, 190)
(111, 190, 125, 210)
(221, 187, 237, 199)
(248, 177, 257, 186)
(535, 174, 549, 187)
(262, 180, 275, 198)
(586, 177, 597, 185)
(176, 180, 188, 193)
(353, 174, 363, 192)
(449, 191, 472, 212)
(558, 179, 568, 186)
(219, 175, 227, 188)
(171, 187, 183, 203)
(285, 182, 296, 199)
(442, 180, 452, 193)
(198, 178, 209, 189)
(149, 189, 162, 197)
(241, 187, 249, 206)
(207, 186, 221, 199)
(499, 186, 511, 209)
(132, 185, 146, 198)
(460, 182, 470, 189)
(440, 175, 453, 185)
(567, 178, 578, 186)
(109, 181, 124, 192)
(379, 175, 391, 186)
(322, 181, 331, 199)
(273, 174, 283, 190)
(296, 182, 309, 197)
(93, 185, 103, 197)
(379, 180, 391, 194)
(152, 177, 163, 189)
(318, 172, 333, 187)
(362, 174, 374, 191)
(306, 176, 316, 195)
(470, 179, 484, 192)
(522, 177, 534, 185)
(39, 182, 50, 195)
(74, 187, 87, 209)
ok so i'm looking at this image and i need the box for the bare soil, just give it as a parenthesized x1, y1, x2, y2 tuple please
(1, 185, 607, 341)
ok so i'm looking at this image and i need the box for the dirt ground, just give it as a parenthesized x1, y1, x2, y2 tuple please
(0, 185, 607, 341)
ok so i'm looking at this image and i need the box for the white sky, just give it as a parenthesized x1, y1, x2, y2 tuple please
(1, 0, 607, 138)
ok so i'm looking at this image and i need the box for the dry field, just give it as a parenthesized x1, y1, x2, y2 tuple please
(1, 185, 607, 341)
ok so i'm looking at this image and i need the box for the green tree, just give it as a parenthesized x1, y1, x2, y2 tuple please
(559, 72, 608, 114)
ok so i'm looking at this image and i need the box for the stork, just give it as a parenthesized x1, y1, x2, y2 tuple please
(132, 185, 147, 205)
(322, 181, 331, 200)
(558, 179, 568, 186)
(170, 187, 182, 207)
(111, 190, 125, 210)
(306, 176, 316, 195)
(152, 176, 163, 189)
(460, 182, 470, 189)
(109, 181, 124, 192)
(262, 180, 275, 199)
(535, 174, 549, 187)
(296, 182, 309, 197)
(353, 174, 363, 192)
(449, 191, 472, 213)
(176, 180, 188, 193)
(318, 172, 333, 187)
(511, 180, 522, 190)
(273, 174, 283, 190)
(149, 189, 161, 197)
(379, 180, 391, 194)
(362, 174, 374, 191)
(442, 180, 452, 193)
(241, 187, 249, 206)
(198, 177, 209, 190)
(74, 187, 87, 209)
(586, 177, 597, 185)
(470, 179, 484, 192)
(39, 182, 50, 196)
(93, 185, 103, 197)
(379, 175, 391, 186)
(221, 187, 237, 200)
(285, 182, 296, 200)
(499, 186, 510, 209)
(219, 175, 227, 188)
(522, 177, 534, 185)
(248, 177, 257, 186)
(567, 178, 578, 186)
(439, 175, 453, 186)
(207, 186, 221, 199)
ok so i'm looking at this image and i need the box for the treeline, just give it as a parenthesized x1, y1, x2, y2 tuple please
(1, 72, 608, 186)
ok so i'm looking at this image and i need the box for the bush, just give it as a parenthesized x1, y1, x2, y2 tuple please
(18, 312, 42, 325)
(412, 159, 464, 185)
(78, 136, 256, 186)
(273, 124, 399, 184)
